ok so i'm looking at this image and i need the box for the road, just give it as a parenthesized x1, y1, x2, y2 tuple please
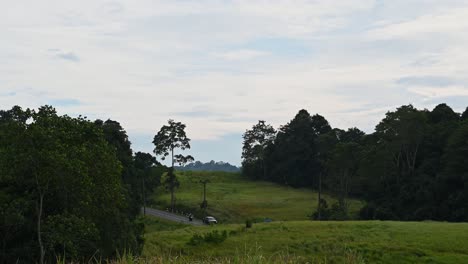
(143, 207, 204, 226)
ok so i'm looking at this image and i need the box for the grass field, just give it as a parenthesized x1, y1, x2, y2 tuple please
(150, 171, 363, 223)
(143, 171, 468, 263)
(142, 218, 468, 263)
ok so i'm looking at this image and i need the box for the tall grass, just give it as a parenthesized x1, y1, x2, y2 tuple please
(56, 248, 365, 264)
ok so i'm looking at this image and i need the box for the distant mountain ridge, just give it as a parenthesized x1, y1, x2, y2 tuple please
(176, 160, 240, 172)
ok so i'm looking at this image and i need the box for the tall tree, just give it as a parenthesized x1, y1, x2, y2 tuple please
(0, 105, 139, 262)
(461, 107, 468, 121)
(326, 142, 362, 215)
(242, 120, 276, 180)
(315, 130, 340, 219)
(375, 105, 427, 183)
(440, 121, 468, 221)
(152, 120, 193, 211)
(269, 110, 321, 187)
(311, 114, 332, 135)
(429, 103, 459, 123)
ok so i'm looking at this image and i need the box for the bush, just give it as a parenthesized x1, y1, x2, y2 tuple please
(246, 219, 253, 228)
(312, 199, 349, 220)
(187, 230, 228, 246)
(359, 203, 376, 220)
(329, 202, 349, 220)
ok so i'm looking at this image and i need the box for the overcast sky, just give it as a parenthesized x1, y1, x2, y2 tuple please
(2, 0, 468, 165)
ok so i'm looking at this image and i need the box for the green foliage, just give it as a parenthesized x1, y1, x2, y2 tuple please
(187, 230, 228, 246)
(242, 120, 276, 180)
(266, 110, 329, 187)
(312, 199, 349, 220)
(241, 103, 468, 222)
(245, 219, 253, 228)
(0, 105, 162, 263)
(153, 119, 193, 211)
(152, 119, 193, 166)
(43, 214, 99, 259)
(143, 220, 468, 263)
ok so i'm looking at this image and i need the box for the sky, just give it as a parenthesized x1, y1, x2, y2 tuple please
(2, 0, 468, 166)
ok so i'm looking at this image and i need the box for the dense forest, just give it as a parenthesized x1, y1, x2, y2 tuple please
(0, 106, 165, 263)
(242, 104, 468, 222)
(176, 161, 240, 172)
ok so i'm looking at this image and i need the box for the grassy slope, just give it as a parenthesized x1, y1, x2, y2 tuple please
(145, 172, 468, 263)
(151, 171, 363, 223)
(143, 219, 468, 263)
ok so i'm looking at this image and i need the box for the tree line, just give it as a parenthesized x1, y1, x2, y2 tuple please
(242, 104, 468, 222)
(0, 106, 170, 263)
(176, 161, 240, 173)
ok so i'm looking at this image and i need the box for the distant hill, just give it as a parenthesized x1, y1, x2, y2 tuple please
(175, 160, 240, 172)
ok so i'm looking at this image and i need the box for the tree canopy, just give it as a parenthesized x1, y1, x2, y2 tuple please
(0, 106, 164, 263)
(242, 104, 468, 222)
(153, 119, 194, 211)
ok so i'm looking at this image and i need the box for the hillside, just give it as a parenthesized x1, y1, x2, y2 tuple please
(142, 219, 468, 263)
(175, 160, 240, 172)
(143, 172, 468, 263)
(150, 171, 363, 224)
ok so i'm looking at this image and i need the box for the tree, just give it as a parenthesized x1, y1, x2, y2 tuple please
(440, 121, 468, 221)
(269, 110, 321, 187)
(0, 105, 143, 262)
(311, 114, 332, 135)
(134, 152, 160, 215)
(376, 105, 427, 183)
(152, 120, 193, 211)
(461, 107, 468, 121)
(430, 103, 459, 123)
(315, 131, 340, 219)
(242, 121, 276, 180)
(326, 142, 362, 216)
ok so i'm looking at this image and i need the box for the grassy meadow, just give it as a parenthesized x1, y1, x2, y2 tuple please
(141, 219, 468, 263)
(150, 171, 363, 223)
(140, 171, 468, 263)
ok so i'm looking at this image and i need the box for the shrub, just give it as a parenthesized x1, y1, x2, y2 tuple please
(359, 203, 376, 220)
(312, 199, 349, 220)
(187, 234, 204, 246)
(246, 219, 253, 228)
(187, 230, 228, 246)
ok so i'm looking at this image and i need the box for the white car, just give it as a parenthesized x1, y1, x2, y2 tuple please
(203, 216, 218, 224)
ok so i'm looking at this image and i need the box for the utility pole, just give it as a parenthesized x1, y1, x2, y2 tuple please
(199, 179, 210, 215)
(142, 172, 146, 216)
(317, 171, 322, 220)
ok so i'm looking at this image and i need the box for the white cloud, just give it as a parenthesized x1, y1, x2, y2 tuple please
(408, 86, 468, 99)
(368, 7, 468, 39)
(213, 49, 270, 61)
(2, 0, 468, 162)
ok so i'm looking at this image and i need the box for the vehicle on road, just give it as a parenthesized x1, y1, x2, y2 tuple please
(203, 216, 218, 224)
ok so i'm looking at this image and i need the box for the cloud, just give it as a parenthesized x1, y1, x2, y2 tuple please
(2, 0, 468, 164)
(56, 52, 80, 62)
(48, 98, 82, 106)
(213, 49, 269, 61)
(368, 6, 468, 40)
(408, 86, 468, 100)
(397, 76, 456, 87)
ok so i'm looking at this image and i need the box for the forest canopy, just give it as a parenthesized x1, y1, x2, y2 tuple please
(0, 105, 164, 263)
(242, 104, 468, 222)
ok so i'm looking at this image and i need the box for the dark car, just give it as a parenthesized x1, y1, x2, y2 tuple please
(203, 216, 218, 224)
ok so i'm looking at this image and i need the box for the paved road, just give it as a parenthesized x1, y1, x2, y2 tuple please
(143, 207, 204, 226)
